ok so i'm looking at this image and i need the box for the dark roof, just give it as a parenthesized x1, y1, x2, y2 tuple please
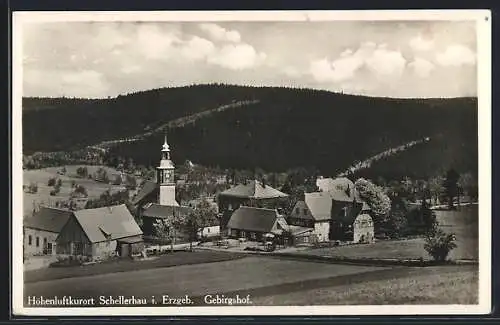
(227, 206, 281, 233)
(131, 181, 158, 205)
(24, 207, 72, 233)
(142, 203, 193, 219)
(220, 180, 288, 199)
(72, 204, 143, 243)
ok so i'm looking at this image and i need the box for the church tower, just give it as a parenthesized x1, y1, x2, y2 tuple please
(157, 134, 178, 206)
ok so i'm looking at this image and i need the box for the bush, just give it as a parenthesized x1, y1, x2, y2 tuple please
(424, 229, 457, 261)
(27, 182, 38, 194)
(76, 166, 89, 178)
(47, 177, 57, 186)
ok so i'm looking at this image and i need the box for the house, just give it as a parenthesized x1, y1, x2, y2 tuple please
(24, 207, 72, 257)
(226, 206, 289, 241)
(56, 204, 144, 259)
(289, 177, 374, 243)
(217, 180, 289, 230)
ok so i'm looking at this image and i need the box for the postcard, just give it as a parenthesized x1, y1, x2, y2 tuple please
(12, 9, 491, 316)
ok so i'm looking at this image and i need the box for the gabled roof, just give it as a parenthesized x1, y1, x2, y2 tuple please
(317, 177, 355, 202)
(220, 180, 288, 199)
(304, 192, 333, 221)
(227, 206, 283, 233)
(142, 203, 192, 219)
(131, 181, 158, 205)
(72, 204, 142, 243)
(24, 207, 72, 233)
(316, 177, 370, 210)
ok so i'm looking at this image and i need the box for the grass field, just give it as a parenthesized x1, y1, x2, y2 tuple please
(252, 265, 478, 305)
(22, 165, 132, 216)
(299, 204, 478, 261)
(24, 254, 477, 306)
(24, 250, 246, 283)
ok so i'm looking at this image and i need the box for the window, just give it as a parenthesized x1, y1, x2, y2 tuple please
(240, 231, 246, 238)
(28, 235, 32, 245)
(46, 243, 53, 255)
(43, 237, 47, 247)
(295, 208, 299, 214)
(250, 232, 256, 240)
(36, 237, 39, 247)
(207, 228, 210, 233)
(303, 208, 307, 215)
(73, 243, 84, 256)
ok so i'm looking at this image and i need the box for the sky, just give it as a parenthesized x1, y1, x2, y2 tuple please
(21, 20, 478, 98)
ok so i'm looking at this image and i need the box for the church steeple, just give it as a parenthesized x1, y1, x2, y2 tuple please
(157, 133, 178, 206)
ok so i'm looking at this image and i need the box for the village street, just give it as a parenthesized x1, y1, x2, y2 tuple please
(24, 255, 477, 307)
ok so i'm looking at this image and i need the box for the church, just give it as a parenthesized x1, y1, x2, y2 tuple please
(132, 135, 192, 243)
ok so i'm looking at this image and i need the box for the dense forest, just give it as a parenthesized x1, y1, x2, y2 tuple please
(23, 84, 478, 180)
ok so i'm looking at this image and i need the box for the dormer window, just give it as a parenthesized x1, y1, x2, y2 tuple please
(99, 226, 112, 239)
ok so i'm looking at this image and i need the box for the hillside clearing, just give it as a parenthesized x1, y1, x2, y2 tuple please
(22, 165, 133, 216)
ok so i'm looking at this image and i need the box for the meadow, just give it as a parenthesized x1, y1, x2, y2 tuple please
(22, 165, 132, 216)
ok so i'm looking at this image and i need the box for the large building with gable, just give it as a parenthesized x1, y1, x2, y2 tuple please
(288, 177, 374, 243)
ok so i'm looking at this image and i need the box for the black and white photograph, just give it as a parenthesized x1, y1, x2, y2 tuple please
(12, 10, 491, 316)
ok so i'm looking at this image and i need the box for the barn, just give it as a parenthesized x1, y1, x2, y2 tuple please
(56, 204, 144, 259)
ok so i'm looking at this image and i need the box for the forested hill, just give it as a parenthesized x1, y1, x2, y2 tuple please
(23, 84, 477, 179)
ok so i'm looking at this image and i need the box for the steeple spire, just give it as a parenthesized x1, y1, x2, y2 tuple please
(161, 133, 170, 160)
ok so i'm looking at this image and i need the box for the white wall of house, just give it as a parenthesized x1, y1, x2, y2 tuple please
(314, 221, 330, 242)
(198, 225, 220, 238)
(24, 227, 58, 257)
(353, 214, 375, 243)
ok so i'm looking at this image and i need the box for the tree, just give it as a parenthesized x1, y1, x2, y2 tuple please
(444, 169, 460, 210)
(183, 199, 218, 251)
(47, 177, 57, 187)
(76, 166, 88, 178)
(71, 185, 88, 198)
(27, 182, 38, 194)
(95, 167, 109, 183)
(428, 176, 445, 206)
(354, 178, 391, 224)
(387, 197, 408, 238)
(56, 178, 62, 188)
(152, 219, 172, 249)
(424, 229, 457, 262)
(458, 172, 478, 203)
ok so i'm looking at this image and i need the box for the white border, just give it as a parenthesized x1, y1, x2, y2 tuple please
(12, 10, 492, 316)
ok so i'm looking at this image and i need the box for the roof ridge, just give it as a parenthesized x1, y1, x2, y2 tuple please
(39, 206, 73, 212)
(239, 206, 276, 212)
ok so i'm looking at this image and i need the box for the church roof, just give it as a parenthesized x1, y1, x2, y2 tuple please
(142, 203, 192, 219)
(131, 181, 159, 205)
(220, 180, 288, 199)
